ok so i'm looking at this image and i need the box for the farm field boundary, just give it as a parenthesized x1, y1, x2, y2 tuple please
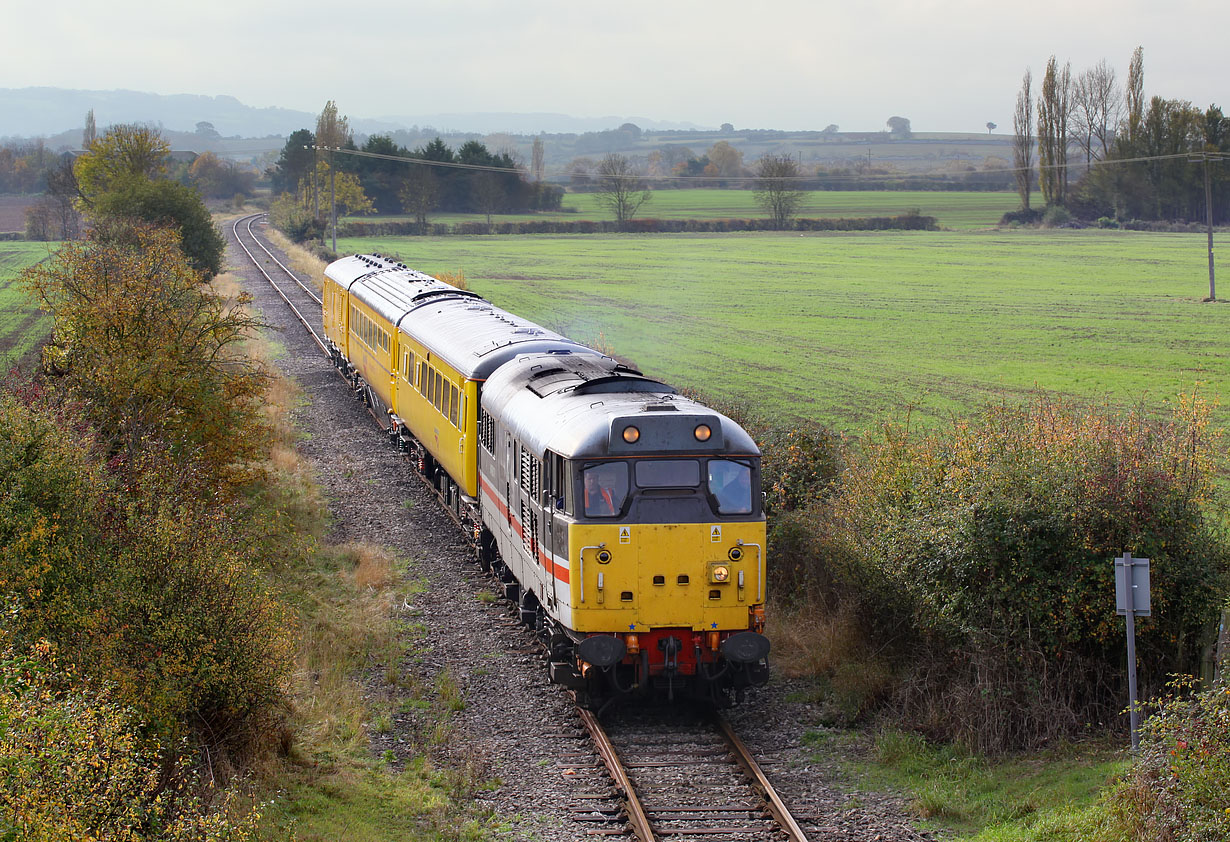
(345, 189, 1020, 231)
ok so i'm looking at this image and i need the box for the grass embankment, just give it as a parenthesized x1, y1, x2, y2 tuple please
(807, 728, 1128, 841)
(339, 229, 1229, 436)
(348, 188, 1019, 231)
(219, 271, 489, 841)
(0, 242, 55, 369)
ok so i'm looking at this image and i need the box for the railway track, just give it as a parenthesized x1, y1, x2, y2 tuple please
(573, 703, 809, 841)
(230, 213, 328, 355)
(230, 218, 810, 842)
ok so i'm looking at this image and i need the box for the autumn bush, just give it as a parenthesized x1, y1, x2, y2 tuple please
(0, 392, 294, 760)
(0, 630, 262, 841)
(794, 396, 1229, 751)
(20, 222, 271, 496)
(1104, 674, 1230, 841)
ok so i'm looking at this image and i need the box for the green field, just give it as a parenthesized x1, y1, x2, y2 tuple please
(0, 242, 54, 370)
(339, 229, 1229, 435)
(350, 189, 1020, 231)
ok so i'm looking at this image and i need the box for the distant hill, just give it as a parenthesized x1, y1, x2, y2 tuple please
(0, 88, 323, 139)
(376, 112, 709, 135)
(0, 88, 707, 141)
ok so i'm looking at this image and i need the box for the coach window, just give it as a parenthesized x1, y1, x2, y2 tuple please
(581, 462, 628, 518)
(707, 459, 753, 515)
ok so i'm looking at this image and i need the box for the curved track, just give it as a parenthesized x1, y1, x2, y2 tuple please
(231, 217, 810, 842)
(231, 213, 327, 355)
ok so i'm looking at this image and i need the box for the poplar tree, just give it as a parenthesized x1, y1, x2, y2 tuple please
(1013, 69, 1034, 211)
(1037, 56, 1072, 207)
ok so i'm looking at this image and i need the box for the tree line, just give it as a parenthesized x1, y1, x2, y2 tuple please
(1011, 47, 1229, 224)
(269, 101, 562, 240)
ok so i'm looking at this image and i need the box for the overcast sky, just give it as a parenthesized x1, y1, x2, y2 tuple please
(3, 0, 1225, 133)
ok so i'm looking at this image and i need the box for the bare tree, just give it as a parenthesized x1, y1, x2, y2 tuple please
(594, 154, 651, 225)
(398, 166, 439, 233)
(1072, 60, 1121, 165)
(1013, 69, 1035, 211)
(471, 172, 505, 231)
(1037, 56, 1072, 206)
(46, 158, 82, 239)
(754, 153, 805, 229)
(531, 137, 545, 182)
(986, 121, 997, 135)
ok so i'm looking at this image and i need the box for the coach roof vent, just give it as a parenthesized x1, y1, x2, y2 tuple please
(642, 403, 678, 412)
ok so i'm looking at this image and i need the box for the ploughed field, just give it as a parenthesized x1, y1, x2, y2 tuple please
(338, 228, 1229, 435)
(0, 243, 54, 369)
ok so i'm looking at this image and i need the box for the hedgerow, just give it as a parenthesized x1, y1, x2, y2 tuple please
(787, 395, 1228, 751)
(333, 212, 938, 238)
(0, 630, 261, 841)
(0, 393, 294, 760)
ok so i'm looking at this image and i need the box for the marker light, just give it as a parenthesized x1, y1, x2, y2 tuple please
(711, 564, 730, 583)
(694, 424, 712, 442)
(622, 426, 641, 443)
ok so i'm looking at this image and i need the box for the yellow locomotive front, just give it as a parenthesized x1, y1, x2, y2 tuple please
(479, 353, 770, 706)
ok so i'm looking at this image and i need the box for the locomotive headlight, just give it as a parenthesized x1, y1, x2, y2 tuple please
(622, 425, 640, 443)
(710, 564, 730, 583)
(694, 424, 712, 442)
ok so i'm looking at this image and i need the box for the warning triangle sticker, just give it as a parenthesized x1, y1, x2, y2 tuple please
(711, 525, 722, 542)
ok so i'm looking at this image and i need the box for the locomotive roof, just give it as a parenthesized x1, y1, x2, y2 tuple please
(482, 352, 760, 460)
(326, 254, 589, 379)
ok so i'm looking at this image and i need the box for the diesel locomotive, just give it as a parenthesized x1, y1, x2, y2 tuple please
(322, 254, 770, 705)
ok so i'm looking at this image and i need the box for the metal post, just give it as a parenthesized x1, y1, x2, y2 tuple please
(1204, 156, 1215, 301)
(330, 148, 337, 254)
(1125, 591, 1140, 751)
(1116, 551, 1150, 752)
(312, 145, 319, 222)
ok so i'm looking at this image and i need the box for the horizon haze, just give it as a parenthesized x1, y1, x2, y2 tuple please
(1, 1, 1226, 138)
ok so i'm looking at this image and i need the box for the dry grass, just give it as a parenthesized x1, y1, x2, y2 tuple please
(263, 227, 328, 294)
(347, 541, 396, 590)
(767, 600, 866, 678)
(433, 269, 468, 290)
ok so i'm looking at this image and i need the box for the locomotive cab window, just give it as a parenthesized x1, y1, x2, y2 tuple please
(707, 459, 753, 515)
(635, 459, 700, 489)
(581, 462, 628, 518)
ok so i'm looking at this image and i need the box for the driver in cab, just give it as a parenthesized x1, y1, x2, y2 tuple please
(583, 468, 618, 517)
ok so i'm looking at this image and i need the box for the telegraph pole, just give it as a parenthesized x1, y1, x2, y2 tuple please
(1204, 155, 1215, 301)
(329, 147, 337, 253)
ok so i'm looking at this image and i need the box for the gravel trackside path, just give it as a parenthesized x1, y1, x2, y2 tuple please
(225, 225, 936, 842)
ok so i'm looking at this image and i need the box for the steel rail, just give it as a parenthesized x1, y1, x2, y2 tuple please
(230, 216, 475, 533)
(239, 215, 323, 306)
(230, 213, 328, 355)
(713, 711, 810, 842)
(576, 705, 657, 842)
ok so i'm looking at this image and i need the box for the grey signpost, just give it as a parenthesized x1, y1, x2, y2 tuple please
(1115, 552, 1151, 751)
